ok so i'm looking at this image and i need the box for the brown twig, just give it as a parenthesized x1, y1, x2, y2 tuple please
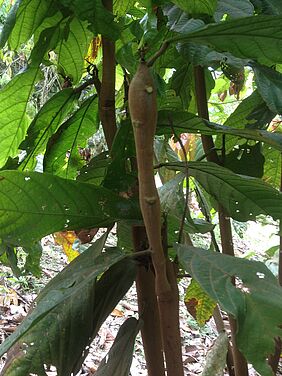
(146, 41, 170, 67)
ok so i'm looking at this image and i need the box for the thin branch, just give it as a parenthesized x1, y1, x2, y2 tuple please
(147, 41, 170, 67)
(169, 119, 189, 244)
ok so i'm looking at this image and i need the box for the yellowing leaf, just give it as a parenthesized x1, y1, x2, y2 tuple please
(185, 279, 216, 326)
(85, 36, 102, 64)
(53, 231, 80, 262)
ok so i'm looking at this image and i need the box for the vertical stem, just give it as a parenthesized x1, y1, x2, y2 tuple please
(194, 65, 249, 376)
(132, 226, 166, 376)
(99, 0, 117, 149)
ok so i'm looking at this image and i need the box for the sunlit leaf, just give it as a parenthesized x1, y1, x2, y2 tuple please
(53, 231, 80, 262)
(20, 88, 78, 171)
(0, 67, 40, 168)
(56, 18, 92, 84)
(44, 95, 99, 179)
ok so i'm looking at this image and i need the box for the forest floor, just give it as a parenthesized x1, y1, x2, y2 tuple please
(0, 220, 279, 375)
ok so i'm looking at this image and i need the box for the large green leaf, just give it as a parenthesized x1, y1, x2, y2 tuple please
(8, 0, 57, 49)
(253, 63, 282, 114)
(0, 170, 139, 245)
(166, 161, 282, 222)
(157, 110, 282, 152)
(0, 0, 21, 48)
(20, 88, 78, 171)
(0, 67, 40, 168)
(44, 95, 99, 179)
(171, 15, 282, 65)
(0, 234, 136, 375)
(171, 0, 218, 16)
(263, 145, 281, 188)
(95, 318, 141, 376)
(56, 17, 92, 84)
(177, 244, 282, 376)
(57, 0, 120, 40)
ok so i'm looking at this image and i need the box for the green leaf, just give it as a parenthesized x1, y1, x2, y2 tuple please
(0, 234, 136, 375)
(56, 17, 92, 84)
(20, 88, 78, 171)
(77, 151, 111, 185)
(159, 174, 214, 234)
(177, 244, 282, 376)
(171, 15, 282, 65)
(167, 161, 282, 222)
(169, 63, 193, 108)
(0, 0, 21, 48)
(201, 332, 228, 376)
(171, 0, 218, 16)
(95, 318, 141, 376)
(184, 279, 216, 326)
(214, 0, 254, 21)
(44, 95, 99, 179)
(157, 110, 282, 152)
(57, 0, 120, 40)
(8, 0, 58, 49)
(164, 5, 205, 34)
(253, 63, 282, 114)
(113, 0, 135, 16)
(23, 242, 42, 277)
(225, 141, 265, 178)
(0, 67, 40, 168)
(263, 145, 281, 188)
(0, 170, 140, 245)
(251, 0, 282, 15)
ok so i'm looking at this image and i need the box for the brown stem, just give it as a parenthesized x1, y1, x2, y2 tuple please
(99, 0, 117, 149)
(194, 65, 249, 376)
(132, 226, 165, 376)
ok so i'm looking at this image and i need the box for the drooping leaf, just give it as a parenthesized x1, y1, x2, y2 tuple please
(201, 332, 229, 376)
(184, 279, 216, 326)
(20, 88, 78, 171)
(0, 67, 40, 168)
(159, 174, 214, 234)
(0, 170, 140, 245)
(8, 0, 58, 49)
(23, 242, 42, 277)
(214, 0, 254, 21)
(166, 161, 282, 222)
(177, 244, 282, 376)
(77, 151, 111, 185)
(164, 5, 205, 34)
(0, 0, 21, 48)
(169, 63, 193, 108)
(171, 15, 282, 65)
(157, 110, 282, 152)
(44, 95, 99, 179)
(0, 234, 136, 376)
(95, 318, 141, 376)
(57, 0, 120, 40)
(252, 63, 282, 114)
(171, 0, 218, 16)
(53, 231, 80, 262)
(263, 145, 281, 188)
(56, 17, 92, 84)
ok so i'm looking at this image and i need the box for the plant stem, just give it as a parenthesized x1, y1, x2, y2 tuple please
(194, 65, 249, 376)
(99, 0, 117, 149)
(132, 226, 166, 376)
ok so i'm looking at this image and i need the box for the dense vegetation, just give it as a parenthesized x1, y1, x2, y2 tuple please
(0, 0, 282, 375)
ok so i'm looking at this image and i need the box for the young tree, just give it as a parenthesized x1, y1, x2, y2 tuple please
(0, 1, 281, 375)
